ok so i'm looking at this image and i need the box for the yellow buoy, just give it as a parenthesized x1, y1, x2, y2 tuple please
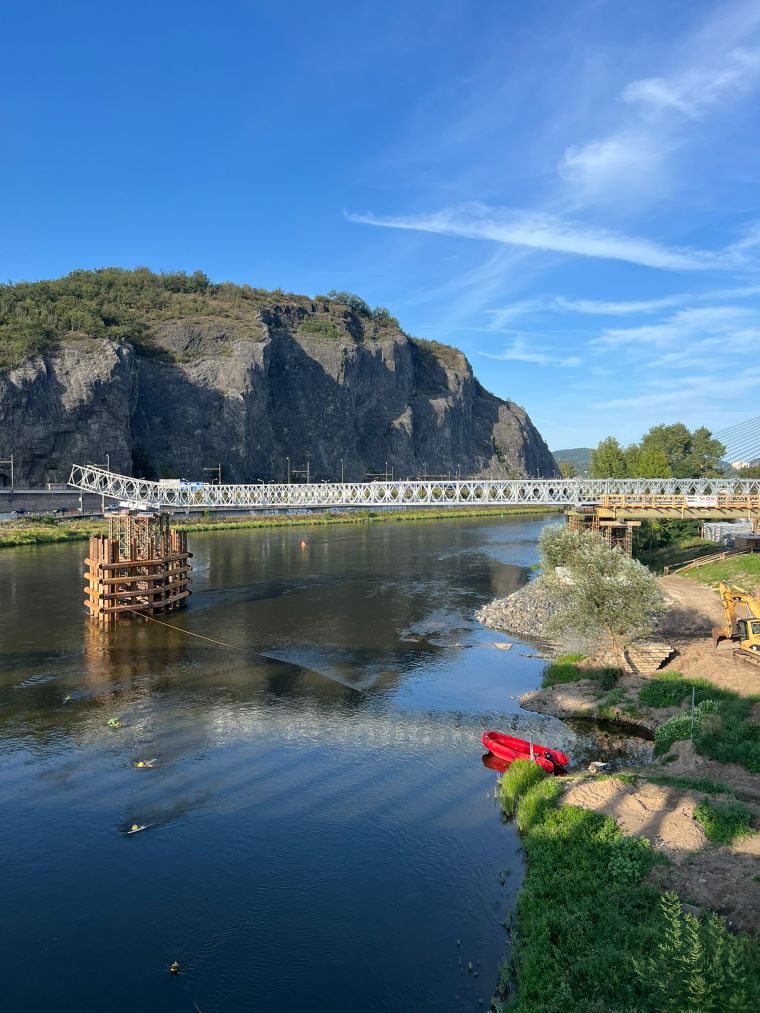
(170, 961, 180, 974)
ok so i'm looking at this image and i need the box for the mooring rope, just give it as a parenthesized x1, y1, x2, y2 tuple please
(120, 605, 253, 654)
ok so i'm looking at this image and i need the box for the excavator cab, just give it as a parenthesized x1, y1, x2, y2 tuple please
(713, 581, 760, 661)
(736, 618, 760, 653)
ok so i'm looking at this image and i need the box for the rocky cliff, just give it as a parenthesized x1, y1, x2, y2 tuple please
(0, 271, 558, 485)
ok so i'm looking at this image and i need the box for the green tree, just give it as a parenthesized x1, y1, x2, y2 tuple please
(559, 460, 577, 478)
(589, 436, 629, 478)
(639, 423, 725, 478)
(540, 525, 665, 662)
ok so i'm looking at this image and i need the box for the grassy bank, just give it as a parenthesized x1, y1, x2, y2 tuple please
(682, 553, 760, 592)
(0, 504, 560, 549)
(496, 761, 760, 1011)
(637, 535, 721, 572)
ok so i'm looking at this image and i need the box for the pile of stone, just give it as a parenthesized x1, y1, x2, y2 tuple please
(475, 577, 560, 642)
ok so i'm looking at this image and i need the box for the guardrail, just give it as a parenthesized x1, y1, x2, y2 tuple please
(663, 547, 753, 575)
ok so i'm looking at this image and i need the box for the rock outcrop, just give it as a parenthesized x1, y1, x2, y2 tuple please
(0, 287, 558, 486)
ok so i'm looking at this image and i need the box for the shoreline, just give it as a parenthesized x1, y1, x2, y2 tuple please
(0, 504, 560, 549)
(476, 572, 760, 1006)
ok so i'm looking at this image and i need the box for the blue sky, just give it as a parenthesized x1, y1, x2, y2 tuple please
(2, 0, 760, 450)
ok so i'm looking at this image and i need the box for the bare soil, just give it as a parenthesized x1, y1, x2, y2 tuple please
(657, 575, 760, 697)
(562, 769, 760, 933)
(534, 577, 760, 932)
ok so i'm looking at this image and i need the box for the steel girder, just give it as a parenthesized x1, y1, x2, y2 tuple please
(68, 465, 760, 511)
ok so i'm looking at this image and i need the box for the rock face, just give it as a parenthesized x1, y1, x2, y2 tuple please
(0, 298, 558, 486)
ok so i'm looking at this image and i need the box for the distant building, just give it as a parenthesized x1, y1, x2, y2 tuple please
(732, 459, 760, 470)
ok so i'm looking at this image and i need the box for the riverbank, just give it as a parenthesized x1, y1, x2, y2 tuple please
(478, 568, 760, 1006)
(0, 504, 561, 548)
(495, 758, 760, 1011)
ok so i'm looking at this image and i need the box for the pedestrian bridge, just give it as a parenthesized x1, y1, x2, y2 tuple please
(68, 464, 760, 513)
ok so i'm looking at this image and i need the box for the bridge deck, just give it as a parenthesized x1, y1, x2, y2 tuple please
(68, 465, 760, 513)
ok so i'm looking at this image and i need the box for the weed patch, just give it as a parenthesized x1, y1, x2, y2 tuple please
(499, 760, 547, 817)
(639, 671, 733, 710)
(693, 799, 754, 845)
(495, 765, 760, 1011)
(542, 654, 620, 690)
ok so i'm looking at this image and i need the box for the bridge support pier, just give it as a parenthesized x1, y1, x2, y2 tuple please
(565, 509, 639, 557)
(83, 512, 192, 625)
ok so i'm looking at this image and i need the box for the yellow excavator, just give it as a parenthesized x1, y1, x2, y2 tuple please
(712, 580, 760, 662)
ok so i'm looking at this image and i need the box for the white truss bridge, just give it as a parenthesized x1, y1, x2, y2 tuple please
(68, 464, 760, 512)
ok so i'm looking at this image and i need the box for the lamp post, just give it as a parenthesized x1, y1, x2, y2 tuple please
(340, 458, 344, 483)
(305, 451, 311, 485)
(0, 454, 14, 490)
(286, 457, 291, 484)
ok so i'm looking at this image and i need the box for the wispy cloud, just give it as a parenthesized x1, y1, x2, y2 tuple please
(622, 47, 760, 119)
(480, 338, 581, 368)
(349, 203, 729, 271)
(593, 305, 760, 348)
(592, 368, 760, 412)
(559, 6, 760, 199)
(485, 285, 760, 324)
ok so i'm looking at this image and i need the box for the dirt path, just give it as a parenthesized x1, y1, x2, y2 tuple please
(657, 575, 760, 697)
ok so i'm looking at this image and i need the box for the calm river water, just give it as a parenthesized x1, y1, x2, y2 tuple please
(0, 515, 574, 1012)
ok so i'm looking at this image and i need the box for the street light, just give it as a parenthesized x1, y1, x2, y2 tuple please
(286, 456, 291, 484)
(340, 458, 344, 483)
(204, 464, 222, 485)
(0, 454, 14, 490)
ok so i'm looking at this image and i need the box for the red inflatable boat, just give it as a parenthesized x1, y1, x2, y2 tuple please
(482, 731, 569, 773)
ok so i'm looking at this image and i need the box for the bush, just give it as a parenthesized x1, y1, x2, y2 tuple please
(499, 759, 547, 816)
(541, 654, 621, 690)
(324, 289, 371, 315)
(540, 524, 665, 662)
(693, 799, 754, 844)
(516, 777, 563, 831)
(636, 892, 755, 1012)
(639, 672, 733, 710)
(653, 693, 760, 772)
(541, 654, 586, 686)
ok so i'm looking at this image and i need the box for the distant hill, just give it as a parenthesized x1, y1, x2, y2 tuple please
(552, 448, 591, 476)
(0, 268, 559, 485)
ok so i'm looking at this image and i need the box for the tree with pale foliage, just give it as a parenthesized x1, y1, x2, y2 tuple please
(539, 525, 665, 662)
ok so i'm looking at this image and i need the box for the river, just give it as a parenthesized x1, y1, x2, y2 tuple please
(0, 514, 574, 1012)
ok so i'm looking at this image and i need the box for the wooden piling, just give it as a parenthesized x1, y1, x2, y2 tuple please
(83, 512, 192, 624)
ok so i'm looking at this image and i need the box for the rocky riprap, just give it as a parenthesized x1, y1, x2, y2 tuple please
(476, 577, 563, 649)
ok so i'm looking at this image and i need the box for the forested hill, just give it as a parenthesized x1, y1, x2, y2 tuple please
(0, 268, 559, 486)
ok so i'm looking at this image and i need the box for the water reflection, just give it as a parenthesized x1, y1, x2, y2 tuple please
(0, 515, 559, 1012)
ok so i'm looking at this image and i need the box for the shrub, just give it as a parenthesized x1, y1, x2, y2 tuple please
(324, 289, 371, 315)
(639, 671, 734, 710)
(515, 777, 563, 831)
(498, 759, 547, 817)
(693, 799, 753, 844)
(540, 525, 665, 663)
(636, 893, 755, 1012)
(541, 654, 586, 686)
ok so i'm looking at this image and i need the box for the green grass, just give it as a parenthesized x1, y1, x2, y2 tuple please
(638, 536, 720, 572)
(682, 554, 760, 592)
(542, 654, 620, 690)
(639, 671, 734, 709)
(693, 799, 754, 844)
(651, 685, 760, 772)
(495, 772, 760, 1011)
(646, 774, 736, 796)
(0, 504, 562, 549)
(499, 760, 547, 817)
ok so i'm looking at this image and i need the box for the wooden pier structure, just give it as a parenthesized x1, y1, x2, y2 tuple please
(84, 513, 192, 625)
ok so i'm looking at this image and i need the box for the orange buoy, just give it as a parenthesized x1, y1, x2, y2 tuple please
(300, 539, 307, 550)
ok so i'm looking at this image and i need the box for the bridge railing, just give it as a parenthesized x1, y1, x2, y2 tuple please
(67, 465, 760, 511)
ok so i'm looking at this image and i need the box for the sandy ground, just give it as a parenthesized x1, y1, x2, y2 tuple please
(657, 575, 760, 696)
(562, 767, 760, 933)
(541, 578, 760, 932)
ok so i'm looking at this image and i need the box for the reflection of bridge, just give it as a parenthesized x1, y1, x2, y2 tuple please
(68, 465, 760, 512)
